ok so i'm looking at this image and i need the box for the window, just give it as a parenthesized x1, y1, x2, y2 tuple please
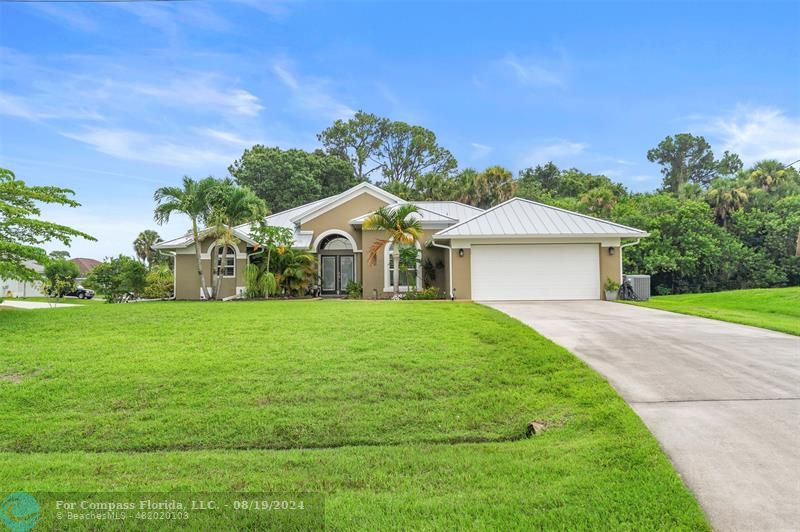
(385, 243, 421, 292)
(321, 235, 353, 250)
(215, 246, 236, 277)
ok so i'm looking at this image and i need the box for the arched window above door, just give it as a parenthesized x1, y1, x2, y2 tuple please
(320, 235, 353, 251)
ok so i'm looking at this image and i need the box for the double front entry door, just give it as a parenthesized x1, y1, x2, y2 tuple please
(320, 255, 354, 295)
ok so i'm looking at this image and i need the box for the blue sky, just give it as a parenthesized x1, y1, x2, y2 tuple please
(1, 0, 798, 258)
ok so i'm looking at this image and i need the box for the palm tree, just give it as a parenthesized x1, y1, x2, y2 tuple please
(272, 248, 317, 296)
(363, 204, 422, 297)
(473, 166, 517, 208)
(207, 181, 269, 299)
(749, 160, 786, 193)
(706, 182, 749, 227)
(133, 230, 162, 268)
(578, 186, 618, 218)
(153, 176, 218, 300)
(451, 168, 479, 205)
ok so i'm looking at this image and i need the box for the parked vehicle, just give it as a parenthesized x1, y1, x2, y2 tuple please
(48, 285, 95, 299)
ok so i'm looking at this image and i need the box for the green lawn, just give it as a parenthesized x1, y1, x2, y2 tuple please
(0, 301, 707, 530)
(629, 287, 800, 336)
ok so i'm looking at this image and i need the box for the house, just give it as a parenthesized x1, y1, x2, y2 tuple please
(0, 261, 47, 298)
(69, 258, 101, 283)
(154, 182, 647, 301)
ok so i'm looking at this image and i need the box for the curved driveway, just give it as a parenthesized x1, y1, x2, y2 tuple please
(485, 300, 800, 532)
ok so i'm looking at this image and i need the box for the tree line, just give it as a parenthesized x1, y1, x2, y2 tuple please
(228, 112, 800, 295)
(3, 111, 797, 299)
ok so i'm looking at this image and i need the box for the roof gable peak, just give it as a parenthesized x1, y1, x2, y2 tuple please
(289, 181, 403, 224)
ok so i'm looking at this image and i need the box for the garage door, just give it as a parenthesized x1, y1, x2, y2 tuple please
(471, 244, 600, 300)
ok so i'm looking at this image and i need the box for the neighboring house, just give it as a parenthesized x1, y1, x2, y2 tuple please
(69, 258, 101, 283)
(0, 261, 47, 298)
(154, 182, 647, 301)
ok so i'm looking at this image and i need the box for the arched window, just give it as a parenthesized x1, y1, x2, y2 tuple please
(215, 245, 236, 277)
(321, 235, 353, 251)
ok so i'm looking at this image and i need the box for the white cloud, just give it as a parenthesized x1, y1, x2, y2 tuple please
(132, 79, 263, 117)
(272, 63, 299, 90)
(0, 91, 104, 121)
(62, 127, 240, 169)
(521, 140, 587, 167)
(499, 53, 566, 88)
(597, 169, 621, 178)
(272, 59, 355, 120)
(699, 106, 800, 165)
(229, 0, 294, 19)
(470, 142, 493, 160)
(197, 128, 257, 146)
(30, 3, 97, 32)
(0, 50, 263, 120)
(114, 2, 232, 43)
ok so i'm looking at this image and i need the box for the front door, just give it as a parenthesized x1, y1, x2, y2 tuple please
(320, 255, 354, 295)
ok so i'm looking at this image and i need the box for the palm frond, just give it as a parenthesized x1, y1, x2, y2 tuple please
(363, 207, 395, 231)
(367, 238, 389, 266)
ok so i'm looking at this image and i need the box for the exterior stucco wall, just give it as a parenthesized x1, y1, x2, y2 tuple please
(451, 246, 471, 300)
(360, 229, 448, 298)
(301, 192, 389, 251)
(599, 245, 621, 299)
(360, 229, 382, 297)
(174, 237, 247, 300)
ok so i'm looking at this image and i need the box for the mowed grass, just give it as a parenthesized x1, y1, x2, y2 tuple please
(0, 301, 707, 529)
(629, 287, 800, 336)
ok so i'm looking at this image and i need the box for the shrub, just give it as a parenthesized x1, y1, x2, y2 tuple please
(143, 264, 174, 299)
(244, 263, 265, 299)
(87, 255, 146, 303)
(43, 259, 80, 296)
(604, 277, 620, 292)
(345, 281, 362, 299)
(403, 287, 444, 300)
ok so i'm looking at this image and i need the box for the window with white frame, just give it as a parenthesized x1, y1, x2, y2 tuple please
(384, 243, 422, 292)
(215, 245, 236, 277)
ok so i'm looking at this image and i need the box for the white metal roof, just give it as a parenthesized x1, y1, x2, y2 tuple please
(413, 201, 484, 222)
(153, 232, 194, 249)
(153, 226, 256, 249)
(434, 197, 648, 239)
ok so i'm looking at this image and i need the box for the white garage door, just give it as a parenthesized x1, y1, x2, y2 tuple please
(471, 244, 600, 300)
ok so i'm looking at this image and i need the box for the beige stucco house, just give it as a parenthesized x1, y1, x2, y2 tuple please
(154, 182, 647, 301)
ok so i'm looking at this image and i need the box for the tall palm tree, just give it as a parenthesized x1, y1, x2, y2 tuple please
(363, 204, 422, 297)
(706, 183, 748, 227)
(153, 176, 218, 300)
(133, 230, 162, 268)
(451, 168, 479, 205)
(473, 166, 517, 208)
(749, 160, 786, 193)
(207, 181, 269, 299)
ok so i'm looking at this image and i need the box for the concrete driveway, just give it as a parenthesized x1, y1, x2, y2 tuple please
(0, 300, 79, 309)
(484, 300, 800, 532)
